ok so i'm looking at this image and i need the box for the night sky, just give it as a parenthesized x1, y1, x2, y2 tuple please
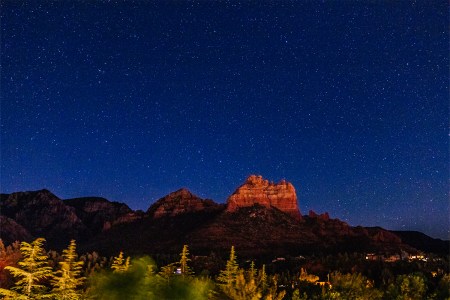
(1, 1, 448, 239)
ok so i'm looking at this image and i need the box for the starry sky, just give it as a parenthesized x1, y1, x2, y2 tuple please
(1, 1, 448, 239)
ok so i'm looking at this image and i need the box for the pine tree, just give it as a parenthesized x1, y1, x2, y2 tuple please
(51, 240, 85, 300)
(216, 246, 239, 290)
(158, 262, 177, 282)
(262, 275, 286, 300)
(258, 264, 268, 293)
(248, 261, 256, 282)
(111, 251, 130, 273)
(227, 268, 261, 300)
(0, 237, 52, 299)
(178, 245, 193, 277)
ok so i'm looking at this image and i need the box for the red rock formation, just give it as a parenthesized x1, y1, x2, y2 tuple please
(227, 175, 301, 219)
(147, 188, 222, 218)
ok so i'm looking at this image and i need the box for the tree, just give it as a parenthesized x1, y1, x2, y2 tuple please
(386, 273, 426, 300)
(111, 251, 130, 273)
(226, 268, 261, 300)
(258, 264, 268, 293)
(299, 268, 319, 284)
(0, 237, 52, 299)
(435, 274, 450, 300)
(86, 256, 157, 300)
(51, 240, 85, 300)
(292, 289, 308, 300)
(324, 272, 382, 300)
(262, 274, 286, 300)
(217, 246, 239, 290)
(248, 261, 256, 282)
(179, 245, 193, 277)
(216, 252, 286, 300)
(158, 263, 177, 282)
(0, 239, 22, 289)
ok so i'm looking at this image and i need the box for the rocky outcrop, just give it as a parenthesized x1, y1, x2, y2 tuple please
(147, 188, 223, 218)
(65, 197, 142, 233)
(0, 190, 86, 248)
(227, 175, 301, 219)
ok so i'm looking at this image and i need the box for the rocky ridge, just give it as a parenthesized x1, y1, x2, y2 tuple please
(0, 190, 86, 248)
(1, 176, 445, 256)
(147, 188, 223, 218)
(227, 175, 301, 219)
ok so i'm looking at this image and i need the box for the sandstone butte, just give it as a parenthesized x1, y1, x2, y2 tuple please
(226, 175, 302, 220)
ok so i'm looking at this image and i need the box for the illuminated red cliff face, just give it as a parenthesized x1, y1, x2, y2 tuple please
(226, 175, 301, 220)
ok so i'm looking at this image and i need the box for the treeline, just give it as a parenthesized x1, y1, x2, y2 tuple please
(0, 238, 449, 299)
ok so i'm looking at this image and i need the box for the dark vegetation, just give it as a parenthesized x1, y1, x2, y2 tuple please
(0, 238, 449, 300)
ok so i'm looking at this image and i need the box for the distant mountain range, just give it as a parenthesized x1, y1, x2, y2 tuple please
(1, 175, 448, 257)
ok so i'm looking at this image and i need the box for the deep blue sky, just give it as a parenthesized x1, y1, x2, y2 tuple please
(1, 1, 448, 239)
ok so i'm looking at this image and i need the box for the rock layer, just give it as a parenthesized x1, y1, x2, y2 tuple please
(226, 175, 301, 219)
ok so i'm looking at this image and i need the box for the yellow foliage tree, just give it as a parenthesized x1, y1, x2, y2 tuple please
(111, 251, 130, 273)
(51, 240, 85, 300)
(217, 246, 239, 291)
(299, 268, 319, 284)
(179, 245, 194, 277)
(0, 238, 52, 299)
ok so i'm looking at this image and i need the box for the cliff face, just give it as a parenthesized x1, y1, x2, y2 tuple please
(147, 188, 223, 218)
(227, 175, 301, 219)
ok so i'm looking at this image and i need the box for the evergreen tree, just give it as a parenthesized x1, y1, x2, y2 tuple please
(111, 251, 131, 273)
(325, 271, 382, 300)
(158, 262, 177, 282)
(262, 274, 286, 300)
(0, 237, 52, 299)
(217, 246, 239, 290)
(179, 245, 193, 277)
(227, 268, 261, 300)
(386, 273, 426, 300)
(51, 240, 85, 300)
(248, 261, 256, 282)
(258, 264, 268, 293)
